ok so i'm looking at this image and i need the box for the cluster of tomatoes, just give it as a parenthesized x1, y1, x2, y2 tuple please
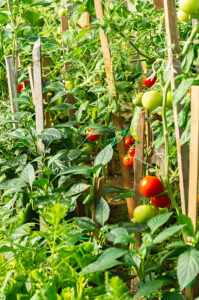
(133, 176, 171, 224)
(123, 136, 135, 168)
(17, 79, 29, 93)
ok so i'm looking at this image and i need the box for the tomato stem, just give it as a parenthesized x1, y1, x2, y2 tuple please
(162, 79, 180, 215)
(181, 22, 199, 58)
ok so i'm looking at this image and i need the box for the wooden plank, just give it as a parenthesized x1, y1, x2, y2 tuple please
(5, 55, 19, 129)
(94, 0, 134, 220)
(188, 86, 199, 231)
(32, 38, 45, 155)
(28, 66, 36, 105)
(78, 11, 90, 28)
(163, 0, 189, 215)
(134, 111, 145, 206)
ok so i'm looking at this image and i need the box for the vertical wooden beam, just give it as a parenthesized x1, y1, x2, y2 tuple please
(94, 0, 134, 219)
(28, 66, 36, 106)
(163, 0, 189, 215)
(5, 55, 19, 129)
(32, 38, 45, 155)
(134, 111, 145, 206)
(188, 86, 199, 231)
(151, 0, 164, 10)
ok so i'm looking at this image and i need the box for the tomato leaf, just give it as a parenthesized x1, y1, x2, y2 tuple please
(147, 212, 173, 234)
(178, 214, 195, 238)
(177, 247, 199, 290)
(173, 78, 194, 106)
(94, 144, 113, 167)
(96, 197, 110, 226)
(130, 107, 142, 142)
(162, 292, 186, 300)
(20, 164, 35, 188)
(133, 278, 174, 299)
(153, 224, 185, 244)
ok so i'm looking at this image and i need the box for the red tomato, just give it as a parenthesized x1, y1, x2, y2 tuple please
(141, 78, 145, 86)
(17, 83, 23, 93)
(125, 136, 135, 150)
(86, 129, 100, 141)
(142, 76, 157, 88)
(128, 148, 135, 157)
(150, 194, 171, 208)
(139, 176, 163, 198)
(24, 79, 29, 87)
(81, 25, 92, 31)
(86, 186, 90, 191)
(123, 155, 134, 168)
(101, 120, 106, 125)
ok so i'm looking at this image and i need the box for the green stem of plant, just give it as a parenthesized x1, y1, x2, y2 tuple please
(162, 79, 180, 216)
(181, 22, 199, 58)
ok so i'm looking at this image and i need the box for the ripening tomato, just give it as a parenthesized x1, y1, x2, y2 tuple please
(17, 83, 23, 93)
(179, 0, 199, 16)
(142, 90, 162, 111)
(123, 155, 134, 168)
(150, 194, 171, 208)
(125, 136, 135, 150)
(24, 79, 29, 87)
(128, 148, 135, 157)
(142, 76, 157, 88)
(187, 90, 191, 95)
(81, 25, 92, 31)
(134, 205, 155, 224)
(86, 129, 100, 141)
(139, 176, 163, 198)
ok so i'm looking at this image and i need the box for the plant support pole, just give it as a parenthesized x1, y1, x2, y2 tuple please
(163, 0, 189, 215)
(94, 0, 134, 219)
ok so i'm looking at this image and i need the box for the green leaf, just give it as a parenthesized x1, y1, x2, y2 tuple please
(180, 119, 190, 146)
(153, 225, 185, 244)
(173, 78, 194, 106)
(50, 103, 75, 110)
(94, 144, 113, 167)
(162, 292, 186, 300)
(40, 128, 62, 147)
(177, 247, 199, 290)
(0, 178, 26, 190)
(147, 212, 173, 234)
(96, 197, 110, 226)
(178, 214, 195, 238)
(133, 278, 173, 299)
(75, 217, 96, 231)
(130, 107, 142, 141)
(182, 45, 195, 73)
(30, 286, 57, 300)
(79, 248, 126, 274)
(20, 164, 35, 188)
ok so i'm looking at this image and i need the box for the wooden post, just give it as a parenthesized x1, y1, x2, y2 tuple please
(163, 0, 189, 215)
(78, 11, 90, 28)
(60, 14, 76, 118)
(5, 55, 19, 129)
(151, 0, 164, 10)
(94, 0, 134, 220)
(32, 38, 45, 155)
(134, 111, 145, 206)
(28, 66, 36, 105)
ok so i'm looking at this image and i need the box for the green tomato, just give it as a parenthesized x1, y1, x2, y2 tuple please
(152, 205, 159, 216)
(158, 207, 169, 214)
(142, 91, 162, 111)
(58, 8, 67, 17)
(179, 0, 199, 16)
(65, 80, 73, 91)
(166, 91, 173, 109)
(133, 92, 143, 106)
(82, 144, 93, 152)
(133, 205, 155, 224)
(177, 10, 191, 22)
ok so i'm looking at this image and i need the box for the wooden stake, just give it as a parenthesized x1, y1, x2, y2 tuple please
(28, 66, 36, 105)
(163, 0, 189, 215)
(151, 0, 164, 10)
(94, 0, 134, 220)
(32, 38, 45, 155)
(134, 111, 145, 206)
(5, 55, 19, 129)
(188, 86, 199, 232)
